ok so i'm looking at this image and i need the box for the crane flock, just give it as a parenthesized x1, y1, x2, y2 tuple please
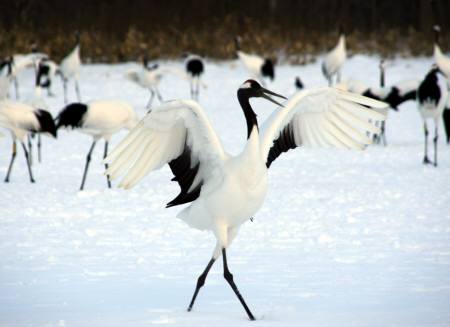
(1, 23, 449, 321)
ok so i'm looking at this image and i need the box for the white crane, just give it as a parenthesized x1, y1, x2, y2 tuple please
(0, 52, 47, 99)
(104, 79, 387, 320)
(59, 32, 81, 104)
(0, 100, 57, 183)
(234, 36, 274, 87)
(36, 57, 59, 97)
(433, 25, 450, 78)
(55, 100, 138, 190)
(185, 54, 205, 100)
(322, 33, 346, 86)
(125, 59, 166, 109)
(416, 67, 448, 166)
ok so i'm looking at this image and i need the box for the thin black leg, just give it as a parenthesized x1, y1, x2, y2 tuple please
(75, 80, 81, 101)
(190, 80, 194, 99)
(27, 134, 33, 165)
(37, 134, 42, 163)
(80, 141, 97, 191)
(423, 122, 431, 164)
(21, 142, 35, 183)
(14, 77, 19, 99)
(222, 248, 255, 321)
(4, 141, 17, 183)
(103, 141, 111, 188)
(187, 257, 216, 312)
(381, 121, 387, 146)
(433, 124, 438, 167)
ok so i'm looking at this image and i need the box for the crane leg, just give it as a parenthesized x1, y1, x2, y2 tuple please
(75, 80, 81, 102)
(103, 141, 111, 188)
(14, 77, 19, 99)
(187, 257, 216, 312)
(222, 248, 255, 320)
(37, 134, 42, 163)
(190, 80, 194, 100)
(80, 141, 97, 191)
(27, 134, 33, 165)
(381, 121, 387, 146)
(4, 141, 17, 183)
(433, 124, 438, 167)
(423, 122, 431, 164)
(21, 142, 35, 183)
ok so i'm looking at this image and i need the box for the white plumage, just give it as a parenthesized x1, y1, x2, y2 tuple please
(234, 36, 274, 86)
(0, 99, 56, 182)
(416, 68, 448, 166)
(322, 34, 346, 86)
(59, 34, 81, 103)
(105, 80, 387, 320)
(433, 25, 450, 78)
(56, 100, 138, 190)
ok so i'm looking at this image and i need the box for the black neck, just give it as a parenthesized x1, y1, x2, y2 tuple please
(237, 89, 258, 139)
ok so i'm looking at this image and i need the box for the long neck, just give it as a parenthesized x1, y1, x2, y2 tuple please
(237, 90, 258, 139)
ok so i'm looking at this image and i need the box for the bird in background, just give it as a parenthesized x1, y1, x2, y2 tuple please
(105, 79, 387, 320)
(55, 100, 138, 190)
(184, 54, 205, 101)
(322, 27, 346, 86)
(416, 66, 448, 166)
(0, 99, 57, 183)
(59, 31, 82, 104)
(36, 57, 59, 97)
(234, 36, 275, 87)
(125, 57, 167, 109)
(0, 51, 47, 99)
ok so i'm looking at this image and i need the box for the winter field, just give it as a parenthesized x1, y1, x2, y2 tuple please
(1, 55, 449, 327)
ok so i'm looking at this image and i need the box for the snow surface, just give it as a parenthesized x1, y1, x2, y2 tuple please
(0, 56, 449, 327)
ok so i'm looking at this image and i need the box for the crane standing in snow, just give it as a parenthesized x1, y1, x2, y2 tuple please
(322, 30, 346, 86)
(55, 100, 138, 190)
(59, 31, 82, 104)
(234, 36, 275, 87)
(105, 80, 387, 320)
(0, 100, 57, 183)
(416, 67, 448, 166)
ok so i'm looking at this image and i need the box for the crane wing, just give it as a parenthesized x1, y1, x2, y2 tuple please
(259, 87, 388, 168)
(104, 99, 227, 207)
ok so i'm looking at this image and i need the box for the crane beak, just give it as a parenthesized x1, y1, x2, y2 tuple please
(261, 87, 287, 107)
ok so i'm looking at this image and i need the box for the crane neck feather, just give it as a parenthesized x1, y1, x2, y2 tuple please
(237, 89, 258, 139)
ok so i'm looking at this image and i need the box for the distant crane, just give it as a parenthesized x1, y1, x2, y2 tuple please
(59, 31, 82, 104)
(125, 58, 166, 109)
(234, 36, 275, 86)
(55, 100, 138, 190)
(322, 31, 346, 86)
(416, 67, 448, 166)
(0, 100, 56, 183)
(185, 54, 205, 100)
(105, 79, 386, 320)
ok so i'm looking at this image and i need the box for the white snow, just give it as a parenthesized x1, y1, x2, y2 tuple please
(0, 55, 449, 327)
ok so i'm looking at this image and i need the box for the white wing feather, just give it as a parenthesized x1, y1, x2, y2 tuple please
(260, 87, 388, 166)
(105, 100, 227, 190)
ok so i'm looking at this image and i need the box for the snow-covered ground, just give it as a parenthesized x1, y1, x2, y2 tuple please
(1, 55, 449, 327)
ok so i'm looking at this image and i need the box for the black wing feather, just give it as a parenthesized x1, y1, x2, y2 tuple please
(266, 122, 298, 168)
(166, 139, 203, 207)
